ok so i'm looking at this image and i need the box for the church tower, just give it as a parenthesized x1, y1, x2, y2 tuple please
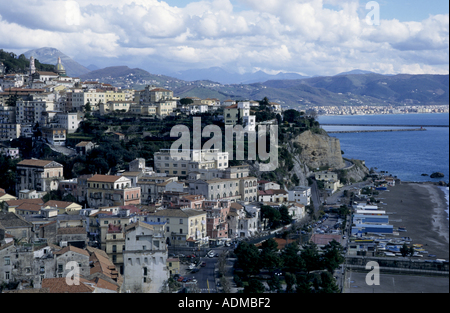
(29, 56, 36, 75)
(56, 56, 66, 76)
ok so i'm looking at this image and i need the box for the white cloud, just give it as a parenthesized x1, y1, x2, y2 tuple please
(0, 0, 447, 76)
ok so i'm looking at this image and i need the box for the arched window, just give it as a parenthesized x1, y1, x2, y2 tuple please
(223, 193, 226, 198)
(245, 182, 248, 188)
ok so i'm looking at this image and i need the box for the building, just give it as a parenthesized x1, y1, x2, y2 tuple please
(0, 124, 21, 141)
(123, 221, 168, 293)
(0, 147, 19, 159)
(86, 175, 141, 208)
(75, 141, 95, 155)
(16, 159, 64, 196)
(42, 200, 83, 215)
(258, 189, 289, 203)
(288, 186, 311, 206)
(41, 127, 66, 146)
(0, 212, 33, 243)
(145, 208, 207, 248)
(154, 149, 229, 177)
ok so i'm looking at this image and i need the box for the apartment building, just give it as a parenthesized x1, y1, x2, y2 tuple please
(154, 149, 229, 177)
(288, 186, 311, 206)
(15, 159, 64, 196)
(0, 123, 20, 141)
(15, 95, 55, 126)
(86, 175, 141, 208)
(145, 208, 207, 248)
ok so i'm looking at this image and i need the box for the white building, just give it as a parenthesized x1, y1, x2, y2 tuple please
(288, 186, 311, 206)
(123, 221, 169, 293)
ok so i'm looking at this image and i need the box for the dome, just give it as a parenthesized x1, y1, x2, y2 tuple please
(55, 57, 66, 75)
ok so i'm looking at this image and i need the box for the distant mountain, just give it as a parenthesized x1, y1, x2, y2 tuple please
(86, 64, 100, 71)
(335, 69, 376, 76)
(23, 47, 91, 77)
(78, 65, 187, 90)
(168, 67, 308, 84)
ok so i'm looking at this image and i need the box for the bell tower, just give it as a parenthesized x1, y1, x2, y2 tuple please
(29, 56, 36, 75)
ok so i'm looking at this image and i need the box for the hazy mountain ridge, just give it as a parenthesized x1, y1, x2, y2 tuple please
(23, 47, 91, 77)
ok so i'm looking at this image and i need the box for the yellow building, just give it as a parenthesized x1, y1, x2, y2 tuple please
(166, 257, 181, 275)
(146, 208, 208, 247)
(42, 200, 83, 215)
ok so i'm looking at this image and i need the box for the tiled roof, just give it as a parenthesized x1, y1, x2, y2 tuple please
(17, 159, 55, 167)
(0, 212, 32, 228)
(15, 203, 42, 212)
(44, 200, 74, 208)
(41, 277, 95, 293)
(87, 174, 122, 183)
(54, 245, 89, 257)
(6, 199, 44, 207)
(57, 227, 86, 235)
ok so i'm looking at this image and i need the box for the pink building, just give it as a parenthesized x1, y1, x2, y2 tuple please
(203, 200, 231, 241)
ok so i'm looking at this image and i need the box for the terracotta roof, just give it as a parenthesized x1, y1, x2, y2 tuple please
(15, 203, 42, 212)
(17, 159, 57, 167)
(6, 199, 44, 207)
(41, 277, 95, 293)
(75, 141, 92, 147)
(87, 174, 122, 183)
(44, 200, 74, 208)
(54, 245, 89, 257)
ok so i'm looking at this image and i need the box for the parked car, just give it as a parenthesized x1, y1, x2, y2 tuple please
(177, 276, 185, 282)
(201, 262, 207, 267)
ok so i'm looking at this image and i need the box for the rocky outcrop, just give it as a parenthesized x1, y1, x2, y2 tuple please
(292, 130, 346, 170)
(430, 172, 445, 178)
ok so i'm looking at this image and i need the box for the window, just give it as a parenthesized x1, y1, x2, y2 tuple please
(179, 219, 183, 224)
(4, 256, 10, 266)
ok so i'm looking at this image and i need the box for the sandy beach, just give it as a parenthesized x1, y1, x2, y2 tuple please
(377, 182, 449, 260)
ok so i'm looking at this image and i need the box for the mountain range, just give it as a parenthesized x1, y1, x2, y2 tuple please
(168, 67, 309, 84)
(19, 47, 449, 108)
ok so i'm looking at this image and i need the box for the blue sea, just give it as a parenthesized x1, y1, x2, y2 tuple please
(319, 112, 450, 218)
(319, 113, 449, 184)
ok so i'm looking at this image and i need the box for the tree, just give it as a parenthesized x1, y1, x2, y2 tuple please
(284, 272, 297, 293)
(244, 278, 265, 293)
(279, 205, 293, 225)
(267, 275, 282, 293)
(318, 271, 340, 293)
(281, 243, 305, 273)
(179, 98, 194, 105)
(283, 109, 301, 123)
(234, 242, 261, 276)
(300, 242, 321, 273)
(261, 205, 282, 229)
(400, 243, 410, 257)
(321, 240, 344, 273)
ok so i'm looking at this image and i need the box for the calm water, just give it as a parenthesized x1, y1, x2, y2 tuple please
(319, 113, 449, 184)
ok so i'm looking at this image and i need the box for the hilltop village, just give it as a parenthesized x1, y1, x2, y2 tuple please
(0, 56, 448, 294)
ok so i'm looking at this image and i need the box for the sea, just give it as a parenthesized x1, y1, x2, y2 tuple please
(319, 112, 449, 217)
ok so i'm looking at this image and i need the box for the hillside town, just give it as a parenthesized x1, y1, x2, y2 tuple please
(0, 56, 319, 293)
(1, 57, 448, 294)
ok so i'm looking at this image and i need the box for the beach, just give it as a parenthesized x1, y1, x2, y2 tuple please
(377, 182, 449, 260)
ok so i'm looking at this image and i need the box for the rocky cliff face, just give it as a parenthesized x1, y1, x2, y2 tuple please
(293, 130, 346, 170)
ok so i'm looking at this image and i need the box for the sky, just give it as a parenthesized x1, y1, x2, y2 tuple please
(0, 0, 448, 77)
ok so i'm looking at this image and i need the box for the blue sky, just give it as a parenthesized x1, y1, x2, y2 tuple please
(0, 0, 448, 77)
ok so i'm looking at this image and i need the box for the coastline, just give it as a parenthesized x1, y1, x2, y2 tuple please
(379, 182, 449, 260)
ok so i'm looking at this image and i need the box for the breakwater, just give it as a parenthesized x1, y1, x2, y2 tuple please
(327, 128, 427, 134)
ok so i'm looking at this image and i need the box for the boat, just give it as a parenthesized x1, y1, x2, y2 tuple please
(398, 227, 407, 232)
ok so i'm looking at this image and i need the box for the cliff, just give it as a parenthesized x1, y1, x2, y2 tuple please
(252, 129, 369, 189)
(293, 130, 346, 170)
